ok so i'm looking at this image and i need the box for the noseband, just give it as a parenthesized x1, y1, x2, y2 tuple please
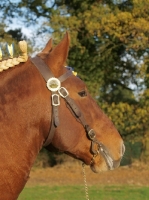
(31, 56, 114, 170)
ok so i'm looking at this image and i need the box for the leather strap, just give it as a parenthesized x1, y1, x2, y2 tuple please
(59, 70, 72, 82)
(30, 56, 73, 147)
(31, 56, 54, 81)
(64, 96, 89, 128)
(31, 56, 72, 83)
(65, 96, 81, 118)
(43, 118, 55, 147)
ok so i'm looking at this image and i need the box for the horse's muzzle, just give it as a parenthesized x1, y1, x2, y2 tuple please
(111, 143, 125, 169)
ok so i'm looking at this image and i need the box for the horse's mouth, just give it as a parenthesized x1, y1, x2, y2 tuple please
(90, 155, 121, 173)
(89, 142, 125, 173)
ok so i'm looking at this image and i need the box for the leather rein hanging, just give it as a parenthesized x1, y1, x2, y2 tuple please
(31, 56, 114, 170)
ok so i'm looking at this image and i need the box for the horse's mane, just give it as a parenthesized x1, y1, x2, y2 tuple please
(0, 40, 78, 76)
(0, 41, 28, 72)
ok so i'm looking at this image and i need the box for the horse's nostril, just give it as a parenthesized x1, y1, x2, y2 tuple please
(122, 143, 125, 156)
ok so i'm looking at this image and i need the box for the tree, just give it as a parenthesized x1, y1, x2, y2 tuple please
(1, 0, 149, 143)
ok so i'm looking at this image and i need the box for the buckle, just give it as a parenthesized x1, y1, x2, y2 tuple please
(88, 129, 96, 140)
(58, 87, 69, 98)
(52, 94, 60, 106)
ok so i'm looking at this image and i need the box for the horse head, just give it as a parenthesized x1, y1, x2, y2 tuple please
(34, 32, 125, 173)
(0, 32, 125, 199)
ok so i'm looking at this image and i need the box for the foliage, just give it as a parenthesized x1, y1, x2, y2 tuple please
(0, 31, 21, 58)
(32, 0, 149, 105)
(0, 22, 33, 59)
(1, 0, 149, 97)
(100, 100, 149, 141)
(1, 0, 149, 156)
(34, 148, 67, 167)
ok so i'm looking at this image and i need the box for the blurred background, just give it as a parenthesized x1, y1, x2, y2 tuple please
(1, 0, 149, 199)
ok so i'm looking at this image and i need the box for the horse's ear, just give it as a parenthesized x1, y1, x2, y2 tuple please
(47, 32, 70, 76)
(37, 38, 53, 59)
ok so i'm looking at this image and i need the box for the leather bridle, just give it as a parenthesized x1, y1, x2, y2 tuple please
(31, 56, 114, 170)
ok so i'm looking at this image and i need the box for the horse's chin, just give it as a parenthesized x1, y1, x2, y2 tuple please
(90, 162, 109, 173)
(90, 165, 109, 173)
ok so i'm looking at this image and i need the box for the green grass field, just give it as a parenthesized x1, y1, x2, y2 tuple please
(18, 185, 149, 200)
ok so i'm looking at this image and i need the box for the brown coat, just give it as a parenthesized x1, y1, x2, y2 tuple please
(0, 33, 124, 199)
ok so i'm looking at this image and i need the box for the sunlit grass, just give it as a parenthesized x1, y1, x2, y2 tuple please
(18, 185, 149, 200)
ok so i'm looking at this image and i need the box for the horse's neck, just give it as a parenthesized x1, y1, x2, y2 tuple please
(0, 62, 51, 199)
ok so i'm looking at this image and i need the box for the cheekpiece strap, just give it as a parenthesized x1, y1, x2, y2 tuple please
(31, 56, 73, 147)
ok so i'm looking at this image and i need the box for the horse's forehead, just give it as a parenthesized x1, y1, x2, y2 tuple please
(65, 76, 86, 92)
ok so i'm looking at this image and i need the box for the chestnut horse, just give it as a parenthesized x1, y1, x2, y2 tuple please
(0, 32, 125, 199)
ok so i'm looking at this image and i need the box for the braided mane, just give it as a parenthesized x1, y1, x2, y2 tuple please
(0, 41, 28, 72)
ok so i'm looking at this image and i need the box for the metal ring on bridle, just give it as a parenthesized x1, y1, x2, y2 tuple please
(46, 77, 61, 92)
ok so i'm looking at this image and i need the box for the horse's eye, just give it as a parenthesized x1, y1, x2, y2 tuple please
(78, 90, 87, 97)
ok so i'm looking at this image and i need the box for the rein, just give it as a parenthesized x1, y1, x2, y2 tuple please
(30, 56, 114, 170)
